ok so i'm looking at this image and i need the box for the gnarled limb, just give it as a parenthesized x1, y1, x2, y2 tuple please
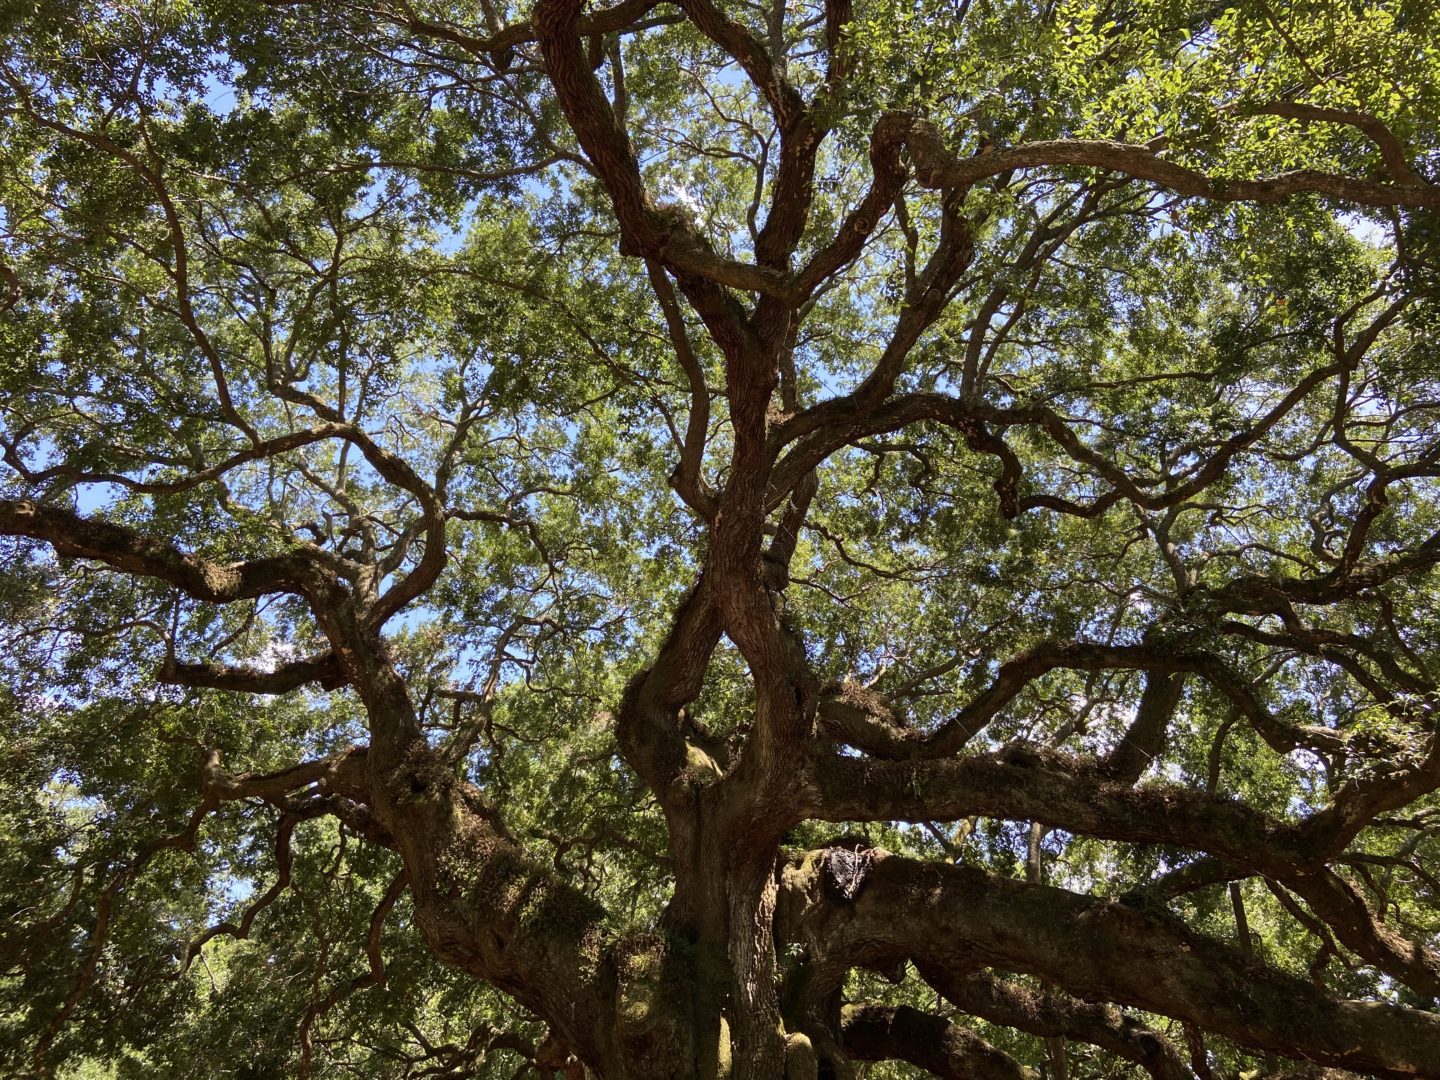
(918, 968, 1192, 1080)
(904, 121, 1440, 211)
(1139, 855, 1440, 999)
(840, 1002, 1033, 1080)
(813, 637, 1344, 760)
(533, 0, 792, 299)
(780, 850, 1440, 1078)
(616, 576, 724, 804)
(0, 499, 328, 603)
(792, 113, 910, 298)
(806, 745, 1364, 879)
(1103, 672, 1186, 782)
(179, 800, 332, 974)
(159, 651, 347, 693)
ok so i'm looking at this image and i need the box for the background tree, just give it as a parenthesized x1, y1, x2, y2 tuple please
(3, 0, 1440, 1077)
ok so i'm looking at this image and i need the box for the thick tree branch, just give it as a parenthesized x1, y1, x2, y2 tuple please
(200, 746, 372, 808)
(0, 499, 326, 603)
(617, 576, 724, 800)
(1144, 856, 1440, 999)
(782, 851, 1440, 1078)
(533, 0, 793, 298)
(805, 745, 1335, 877)
(1252, 102, 1426, 187)
(815, 638, 1344, 760)
(919, 968, 1192, 1080)
(840, 1002, 1032, 1080)
(793, 113, 909, 297)
(159, 652, 347, 693)
(1103, 672, 1186, 782)
(905, 122, 1440, 211)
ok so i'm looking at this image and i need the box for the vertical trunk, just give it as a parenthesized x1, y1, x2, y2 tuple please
(726, 851, 787, 1079)
(660, 786, 797, 1080)
(1184, 1022, 1215, 1080)
(665, 791, 733, 1080)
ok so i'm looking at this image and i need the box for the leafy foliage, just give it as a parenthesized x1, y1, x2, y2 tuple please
(3, 1, 1440, 1078)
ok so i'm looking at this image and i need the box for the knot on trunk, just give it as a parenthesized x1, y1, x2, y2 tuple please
(824, 846, 874, 904)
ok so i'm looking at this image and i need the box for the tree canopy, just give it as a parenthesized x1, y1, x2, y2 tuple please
(3, 0, 1440, 1077)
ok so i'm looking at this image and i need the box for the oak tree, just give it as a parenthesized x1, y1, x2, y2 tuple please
(4, 0, 1440, 1077)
